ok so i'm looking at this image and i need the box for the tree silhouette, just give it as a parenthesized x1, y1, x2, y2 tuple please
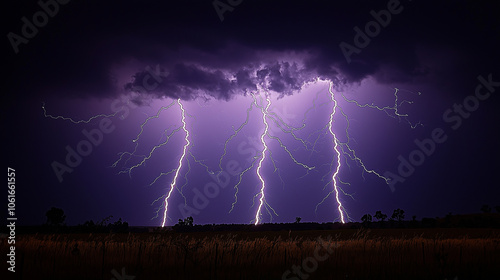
(177, 216, 194, 226)
(45, 207, 66, 226)
(361, 214, 372, 224)
(174, 216, 194, 232)
(185, 216, 194, 226)
(374, 211, 387, 222)
(111, 218, 129, 232)
(361, 214, 372, 222)
(391, 208, 405, 222)
(480, 204, 491, 213)
(295, 217, 301, 223)
(496, 206, 500, 213)
(97, 215, 113, 227)
(83, 220, 95, 227)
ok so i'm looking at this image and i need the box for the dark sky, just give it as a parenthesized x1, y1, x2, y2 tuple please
(3, 0, 500, 226)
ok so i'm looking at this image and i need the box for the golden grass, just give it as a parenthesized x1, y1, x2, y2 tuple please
(2, 229, 499, 279)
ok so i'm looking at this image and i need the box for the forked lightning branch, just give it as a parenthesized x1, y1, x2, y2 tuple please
(43, 78, 421, 225)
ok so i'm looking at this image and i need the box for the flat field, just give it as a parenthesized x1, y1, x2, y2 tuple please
(2, 228, 499, 280)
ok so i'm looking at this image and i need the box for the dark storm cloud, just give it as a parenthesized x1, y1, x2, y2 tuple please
(124, 61, 318, 100)
(5, 0, 499, 103)
(259, 62, 306, 95)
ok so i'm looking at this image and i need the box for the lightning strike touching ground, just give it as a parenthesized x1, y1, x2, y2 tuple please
(161, 99, 190, 227)
(225, 92, 312, 215)
(316, 81, 421, 223)
(44, 80, 418, 226)
(227, 90, 316, 223)
(254, 93, 271, 225)
(326, 82, 346, 223)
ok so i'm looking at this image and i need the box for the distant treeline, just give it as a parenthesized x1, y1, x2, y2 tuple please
(170, 213, 500, 233)
(9, 206, 499, 234)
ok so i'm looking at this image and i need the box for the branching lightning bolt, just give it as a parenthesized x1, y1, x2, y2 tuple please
(111, 101, 177, 170)
(252, 91, 315, 224)
(341, 88, 422, 129)
(44, 75, 420, 226)
(254, 94, 271, 225)
(223, 93, 312, 215)
(218, 101, 254, 173)
(42, 102, 119, 124)
(118, 125, 183, 176)
(321, 83, 346, 223)
(161, 99, 190, 227)
(107, 98, 201, 226)
(315, 81, 421, 223)
(218, 90, 316, 223)
(215, 100, 257, 213)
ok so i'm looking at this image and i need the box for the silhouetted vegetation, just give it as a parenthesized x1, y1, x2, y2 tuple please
(173, 216, 195, 232)
(374, 210, 387, 222)
(28, 206, 500, 235)
(77, 216, 129, 233)
(481, 204, 492, 213)
(391, 208, 405, 222)
(45, 207, 66, 226)
(4, 205, 500, 279)
(361, 213, 372, 227)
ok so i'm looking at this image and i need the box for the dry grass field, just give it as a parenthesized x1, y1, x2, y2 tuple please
(2, 228, 499, 280)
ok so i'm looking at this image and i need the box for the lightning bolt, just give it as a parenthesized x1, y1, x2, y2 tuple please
(251, 90, 314, 224)
(44, 76, 420, 226)
(42, 102, 119, 124)
(328, 86, 345, 223)
(341, 88, 422, 129)
(214, 99, 258, 214)
(218, 102, 254, 173)
(229, 157, 259, 213)
(214, 89, 316, 223)
(118, 125, 183, 176)
(111, 101, 177, 170)
(254, 93, 271, 225)
(223, 93, 311, 215)
(161, 99, 190, 227)
(316, 81, 421, 223)
(108, 98, 199, 226)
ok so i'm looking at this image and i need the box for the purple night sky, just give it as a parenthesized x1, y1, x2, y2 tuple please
(3, 0, 499, 226)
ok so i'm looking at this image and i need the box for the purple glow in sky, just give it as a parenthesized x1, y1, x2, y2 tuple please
(54, 78, 422, 226)
(4, 0, 499, 227)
